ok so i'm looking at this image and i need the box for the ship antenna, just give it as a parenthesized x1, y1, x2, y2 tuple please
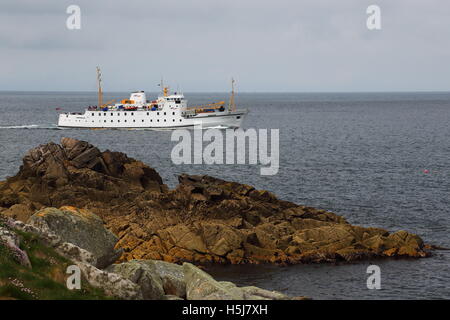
(96, 66, 103, 108)
(228, 78, 236, 112)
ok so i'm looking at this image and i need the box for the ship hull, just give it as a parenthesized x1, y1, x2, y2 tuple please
(58, 110, 247, 130)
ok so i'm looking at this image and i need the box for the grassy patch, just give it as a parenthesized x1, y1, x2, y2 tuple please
(0, 224, 113, 300)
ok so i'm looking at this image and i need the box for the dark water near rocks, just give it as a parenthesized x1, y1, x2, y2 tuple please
(0, 91, 449, 299)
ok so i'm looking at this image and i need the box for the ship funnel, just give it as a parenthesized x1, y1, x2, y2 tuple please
(129, 91, 146, 105)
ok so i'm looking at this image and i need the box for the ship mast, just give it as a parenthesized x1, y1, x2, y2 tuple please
(96, 66, 103, 108)
(228, 78, 236, 112)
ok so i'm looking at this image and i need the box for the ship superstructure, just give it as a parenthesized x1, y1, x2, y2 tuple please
(58, 68, 247, 129)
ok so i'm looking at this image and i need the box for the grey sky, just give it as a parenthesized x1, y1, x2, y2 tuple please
(0, 0, 449, 92)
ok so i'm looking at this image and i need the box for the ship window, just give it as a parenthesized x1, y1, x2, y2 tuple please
(104, 120, 106, 123)
(125, 120, 127, 122)
(118, 120, 120, 123)
(164, 119, 166, 122)
(147, 112, 149, 116)
(173, 119, 175, 122)
(142, 120, 144, 122)
(92, 113, 94, 116)
(111, 113, 113, 116)
(164, 112, 166, 115)
(180, 119, 182, 122)
(151, 119, 153, 122)
(104, 113, 106, 116)
(111, 120, 113, 122)
(117, 113, 120, 116)
(133, 120, 135, 122)
(237, 116, 241, 119)
(98, 113, 101, 116)
(172, 112, 175, 115)
(131, 113, 134, 116)
(157, 119, 159, 122)
(157, 112, 159, 115)
(124, 113, 127, 116)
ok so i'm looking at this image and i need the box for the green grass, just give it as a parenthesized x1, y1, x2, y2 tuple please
(0, 221, 113, 300)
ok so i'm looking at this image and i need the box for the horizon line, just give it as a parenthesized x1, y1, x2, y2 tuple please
(1, 90, 450, 94)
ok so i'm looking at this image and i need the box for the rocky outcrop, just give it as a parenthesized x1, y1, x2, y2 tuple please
(106, 260, 165, 300)
(28, 206, 122, 269)
(1, 214, 298, 300)
(77, 262, 143, 300)
(0, 137, 165, 222)
(0, 138, 431, 265)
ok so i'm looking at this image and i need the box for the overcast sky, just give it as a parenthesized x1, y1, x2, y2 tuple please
(0, 0, 449, 92)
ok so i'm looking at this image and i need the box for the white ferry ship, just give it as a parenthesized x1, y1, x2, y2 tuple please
(58, 68, 247, 129)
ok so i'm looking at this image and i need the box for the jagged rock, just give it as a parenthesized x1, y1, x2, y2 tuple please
(77, 262, 143, 300)
(145, 260, 186, 297)
(0, 138, 431, 265)
(183, 262, 244, 300)
(107, 260, 165, 300)
(56, 242, 97, 266)
(1, 203, 34, 223)
(28, 207, 121, 269)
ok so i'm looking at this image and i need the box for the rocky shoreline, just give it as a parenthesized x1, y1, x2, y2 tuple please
(1, 211, 303, 300)
(0, 138, 431, 267)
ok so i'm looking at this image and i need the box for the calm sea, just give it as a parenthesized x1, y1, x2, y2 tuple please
(0, 91, 449, 299)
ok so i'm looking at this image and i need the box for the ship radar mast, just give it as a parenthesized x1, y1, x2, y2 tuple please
(228, 78, 236, 112)
(96, 66, 103, 108)
(159, 77, 170, 97)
